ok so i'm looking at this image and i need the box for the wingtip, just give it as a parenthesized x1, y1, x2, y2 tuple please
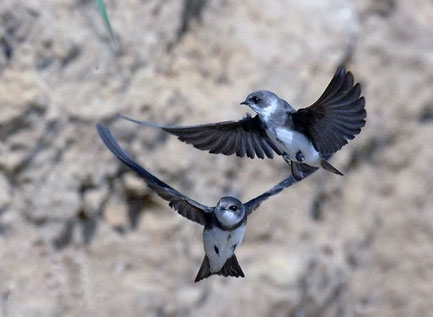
(118, 113, 143, 125)
(117, 113, 128, 120)
(336, 64, 347, 76)
(119, 114, 172, 130)
(96, 122, 109, 139)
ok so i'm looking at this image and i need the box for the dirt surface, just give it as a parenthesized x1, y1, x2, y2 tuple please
(1, 0, 433, 316)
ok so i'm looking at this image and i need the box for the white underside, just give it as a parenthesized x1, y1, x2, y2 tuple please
(268, 127, 321, 166)
(203, 225, 246, 273)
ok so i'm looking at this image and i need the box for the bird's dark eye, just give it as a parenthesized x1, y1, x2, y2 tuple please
(229, 205, 238, 211)
(251, 96, 260, 103)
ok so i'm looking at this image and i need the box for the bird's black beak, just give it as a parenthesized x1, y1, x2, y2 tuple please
(240, 100, 249, 106)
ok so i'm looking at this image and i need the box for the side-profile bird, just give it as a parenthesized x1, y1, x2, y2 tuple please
(97, 123, 311, 282)
(120, 66, 366, 180)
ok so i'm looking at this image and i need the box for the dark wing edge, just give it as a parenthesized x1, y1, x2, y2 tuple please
(291, 66, 367, 155)
(96, 123, 212, 225)
(119, 114, 282, 159)
(244, 168, 316, 215)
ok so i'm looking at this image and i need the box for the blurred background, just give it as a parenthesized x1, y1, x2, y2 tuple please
(1, 0, 433, 316)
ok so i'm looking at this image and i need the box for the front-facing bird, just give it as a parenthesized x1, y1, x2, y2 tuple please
(120, 66, 366, 180)
(97, 124, 311, 282)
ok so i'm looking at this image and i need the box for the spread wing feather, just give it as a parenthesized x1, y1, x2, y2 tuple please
(97, 123, 213, 226)
(291, 66, 367, 155)
(119, 114, 282, 159)
(244, 167, 316, 215)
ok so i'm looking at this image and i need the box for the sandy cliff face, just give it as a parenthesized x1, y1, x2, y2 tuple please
(1, 0, 432, 316)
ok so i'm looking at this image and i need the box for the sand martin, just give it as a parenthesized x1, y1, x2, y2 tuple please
(120, 66, 366, 180)
(97, 123, 311, 282)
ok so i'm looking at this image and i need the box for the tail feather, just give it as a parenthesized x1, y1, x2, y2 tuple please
(320, 160, 343, 176)
(290, 162, 319, 181)
(195, 256, 212, 283)
(216, 254, 245, 278)
(195, 254, 245, 282)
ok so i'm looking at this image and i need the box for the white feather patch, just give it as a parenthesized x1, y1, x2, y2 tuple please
(203, 225, 246, 273)
(259, 100, 279, 121)
(269, 127, 321, 166)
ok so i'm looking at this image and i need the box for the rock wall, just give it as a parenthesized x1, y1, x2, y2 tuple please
(1, 0, 433, 316)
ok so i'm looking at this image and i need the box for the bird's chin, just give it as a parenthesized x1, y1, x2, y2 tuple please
(245, 104, 259, 113)
(216, 210, 242, 228)
(240, 101, 254, 109)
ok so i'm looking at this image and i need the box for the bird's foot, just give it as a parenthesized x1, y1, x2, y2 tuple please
(282, 153, 291, 163)
(295, 151, 305, 163)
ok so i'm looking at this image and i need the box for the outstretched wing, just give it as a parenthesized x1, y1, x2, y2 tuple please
(291, 66, 366, 155)
(244, 168, 316, 215)
(119, 114, 282, 159)
(97, 123, 213, 225)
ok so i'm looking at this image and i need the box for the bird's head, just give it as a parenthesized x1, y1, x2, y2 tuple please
(215, 197, 245, 228)
(240, 90, 280, 119)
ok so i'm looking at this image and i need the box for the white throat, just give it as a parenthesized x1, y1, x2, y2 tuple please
(216, 210, 242, 228)
(256, 100, 279, 121)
